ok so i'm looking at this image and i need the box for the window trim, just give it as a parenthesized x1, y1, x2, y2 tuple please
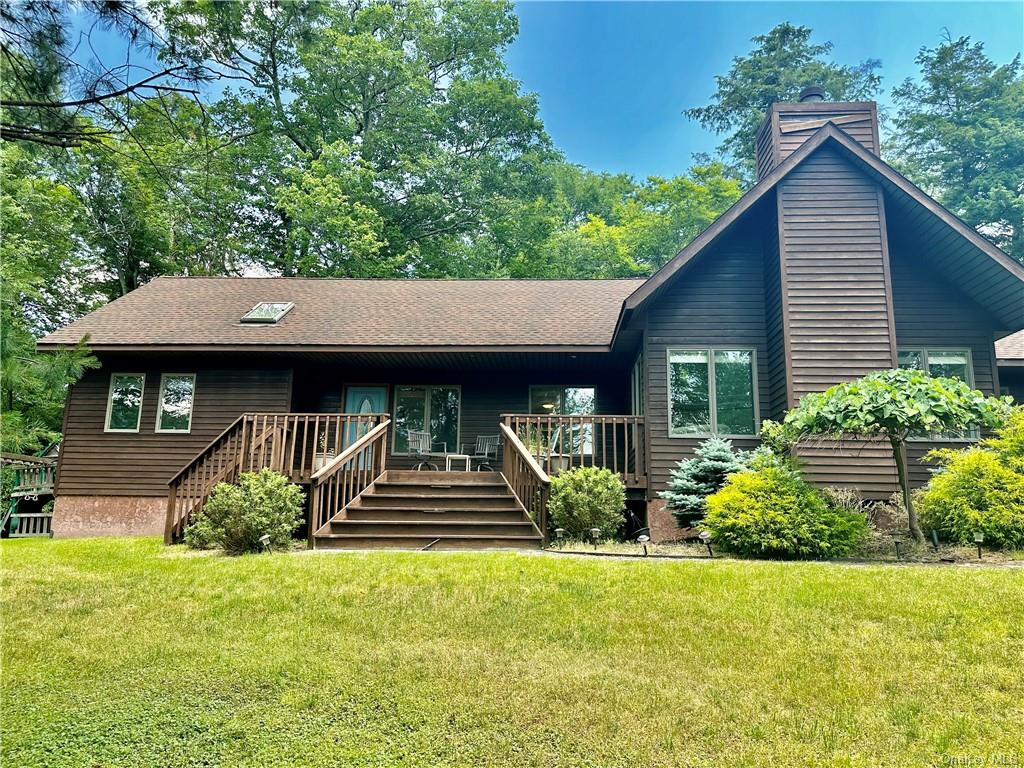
(104, 373, 146, 433)
(630, 355, 644, 416)
(391, 384, 462, 456)
(898, 347, 977, 443)
(155, 373, 197, 434)
(240, 301, 294, 324)
(666, 347, 760, 439)
(527, 385, 597, 415)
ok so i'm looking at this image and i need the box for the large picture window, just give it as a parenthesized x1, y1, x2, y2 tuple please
(393, 385, 460, 454)
(529, 386, 597, 455)
(105, 373, 145, 432)
(156, 374, 196, 433)
(898, 349, 975, 439)
(668, 349, 757, 437)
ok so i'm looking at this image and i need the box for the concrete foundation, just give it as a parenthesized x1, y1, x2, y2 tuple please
(52, 495, 165, 538)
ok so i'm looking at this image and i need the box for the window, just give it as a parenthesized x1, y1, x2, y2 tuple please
(240, 302, 294, 323)
(898, 349, 975, 439)
(668, 349, 757, 436)
(528, 386, 596, 415)
(156, 374, 196, 433)
(393, 386, 460, 454)
(105, 373, 145, 432)
(631, 355, 645, 416)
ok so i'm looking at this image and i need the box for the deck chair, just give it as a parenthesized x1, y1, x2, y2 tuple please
(462, 434, 500, 471)
(407, 430, 444, 471)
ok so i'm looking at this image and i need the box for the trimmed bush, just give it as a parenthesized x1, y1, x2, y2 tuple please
(703, 463, 868, 559)
(919, 444, 1024, 550)
(185, 469, 305, 555)
(548, 466, 626, 539)
(658, 437, 747, 527)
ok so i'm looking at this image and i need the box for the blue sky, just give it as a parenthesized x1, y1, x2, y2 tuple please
(505, 1, 1024, 178)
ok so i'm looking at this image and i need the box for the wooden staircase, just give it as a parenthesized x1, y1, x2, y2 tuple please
(313, 470, 543, 550)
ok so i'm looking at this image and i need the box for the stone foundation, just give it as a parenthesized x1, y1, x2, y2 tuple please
(52, 495, 166, 538)
(647, 499, 686, 543)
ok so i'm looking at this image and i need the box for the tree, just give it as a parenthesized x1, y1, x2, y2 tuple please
(685, 23, 881, 183)
(784, 369, 1012, 542)
(891, 35, 1024, 262)
(659, 437, 748, 526)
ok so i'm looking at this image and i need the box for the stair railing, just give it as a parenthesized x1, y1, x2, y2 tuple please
(499, 423, 550, 542)
(308, 419, 391, 544)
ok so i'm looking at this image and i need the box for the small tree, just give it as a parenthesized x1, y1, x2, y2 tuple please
(659, 437, 747, 526)
(784, 369, 1011, 542)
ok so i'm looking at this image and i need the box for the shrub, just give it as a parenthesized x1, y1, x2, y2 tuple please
(658, 437, 747, 526)
(919, 448, 1024, 550)
(703, 464, 868, 559)
(548, 466, 626, 539)
(983, 405, 1024, 472)
(185, 469, 305, 555)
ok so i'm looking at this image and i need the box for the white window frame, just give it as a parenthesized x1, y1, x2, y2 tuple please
(155, 373, 197, 434)
(898, 347, 977, 442)
(391, 384, 462, 456)
(104, 373, 146, 433)
(666, 347, 760, 439)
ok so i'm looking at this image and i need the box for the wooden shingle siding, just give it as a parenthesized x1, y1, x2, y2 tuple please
(778, 146, 896, 402)
(58, 360, 292, 497)
(643, 227, 772, 493)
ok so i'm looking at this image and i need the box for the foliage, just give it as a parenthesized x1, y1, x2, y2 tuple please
(919, 408, 1024, 549)
(685, 23, 881, 182)
(184, 469, 305, 555)
(547, 466, 626, 539)
(892, 35, 1024, 262)
(784, 368, 1012, 541)
(658, 437, 748, 526)
(758, 419, 797, 456)
(703, 463, 868, 559)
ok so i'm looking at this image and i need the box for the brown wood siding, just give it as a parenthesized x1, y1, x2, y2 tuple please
(756, 102, 878, 180)
(890, 236, 1002, 488)
(58, 359, 293, 497)
(763, 205, 789, 421)
(643, 227, 773, 493)
(778, 146, 896, 402)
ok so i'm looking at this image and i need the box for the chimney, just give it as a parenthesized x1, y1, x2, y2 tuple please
(754, 87, 879, 180)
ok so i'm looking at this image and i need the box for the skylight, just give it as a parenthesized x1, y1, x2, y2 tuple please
(241, 302, 294, 324)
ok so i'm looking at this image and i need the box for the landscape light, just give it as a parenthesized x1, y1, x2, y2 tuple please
(931, 530, 940, 553)
(973, 531, 984, 560)
(893, 537, 903, 560)
(554, 528, 566, 549)
(636, 534, 650, 557)
(259, 533, 272, 553)
(590, 527, 601, 550)
(698, 531, 713, 558)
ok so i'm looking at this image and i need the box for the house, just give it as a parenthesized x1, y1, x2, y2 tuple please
(38, 93, 1024, 547)
(996, 331, 1024, 402)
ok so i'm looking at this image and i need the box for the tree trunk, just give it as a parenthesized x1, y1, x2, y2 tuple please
(890, 435, 923, 542)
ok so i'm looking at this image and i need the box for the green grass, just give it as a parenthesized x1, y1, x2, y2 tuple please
(2, 538, 1023, 767)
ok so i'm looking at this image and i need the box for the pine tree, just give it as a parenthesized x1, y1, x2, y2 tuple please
(659, 437, 747, 526)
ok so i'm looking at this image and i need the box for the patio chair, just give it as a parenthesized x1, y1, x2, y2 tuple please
(407, 430, 445, 471)
(462, 434, 500, 471)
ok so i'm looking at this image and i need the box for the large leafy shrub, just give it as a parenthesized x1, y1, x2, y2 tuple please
(548, 466, 626, 539)
(785, 368, 1011, 541)
(185, 469, 305, 555)
(658, 437, 747, 526)
(703, 459, 868, 559)
(918, 408, 1024, 549)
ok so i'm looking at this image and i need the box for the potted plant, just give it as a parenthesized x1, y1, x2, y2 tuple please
(312, 430, 335, 472)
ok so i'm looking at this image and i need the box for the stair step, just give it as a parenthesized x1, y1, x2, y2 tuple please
(314, 533, 541, 551)
(346, 508, 525, 523)
(369, 482, 509, 496)
(354, 494, 518, 511)
(384, 470, 503, 485)
(329, 520, 537, 537)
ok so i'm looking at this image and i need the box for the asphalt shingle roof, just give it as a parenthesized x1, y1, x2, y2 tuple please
(38, 277, 647, 350)
(996, 330, 1024, 361)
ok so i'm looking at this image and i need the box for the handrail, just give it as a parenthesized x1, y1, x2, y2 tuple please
(311, 421, 390, 480)
(308, 420, 390, 544)
(166, 414, 246, 486)
(499, 423, 551, 542)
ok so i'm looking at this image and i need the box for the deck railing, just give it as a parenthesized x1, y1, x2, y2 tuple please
(165, 412, 385, 543)
(502, 414, 647, 488)
(499, 423, 550, 540)
(309, 420, 391, 543)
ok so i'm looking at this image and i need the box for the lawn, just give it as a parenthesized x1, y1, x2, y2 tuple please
(2, 538, 1023, 767)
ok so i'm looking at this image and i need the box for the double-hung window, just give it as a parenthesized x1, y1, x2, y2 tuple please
(156, 374, 196, 433)
(898, 349, 975, 439)
(105, 373, 145, 432)
(393, 385, 461, 455)
(667, 349, 757, 437)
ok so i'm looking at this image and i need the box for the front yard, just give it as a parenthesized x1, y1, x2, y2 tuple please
(2, 538, 1023, 767)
